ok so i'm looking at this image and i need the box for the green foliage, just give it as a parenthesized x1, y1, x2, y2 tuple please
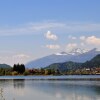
(45, 54, 100, 75)
(12, 71, 18, 75)
(50, 69, 55, 75)
(0, 68, 12, 76)
(39, 68, 45, 75)
(23, 70, 30, 76)
(0, 54, 100, 76)
(82, 54, 100, 68)
(44, 69, 50, 75)
(45, 61, 82, 74)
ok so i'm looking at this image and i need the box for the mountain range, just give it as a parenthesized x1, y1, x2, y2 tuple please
(0, 64, 11, 68)
(45, 54, 100, 73)
(26, 48, 100, 68)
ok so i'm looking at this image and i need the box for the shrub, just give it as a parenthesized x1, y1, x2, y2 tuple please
(12, 71, 18, 76)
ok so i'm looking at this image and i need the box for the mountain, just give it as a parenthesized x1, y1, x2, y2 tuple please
(45, 54, 100, 72)
(67, 48, 88, 55)
(0, 64, 11, 68)
(55, 48, 88, 55)
(82, 54, 100, 68)
(26, 48, 100, 68)
(45, 61, 82, 73)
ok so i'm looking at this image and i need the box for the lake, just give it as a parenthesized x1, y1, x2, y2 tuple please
(0, 75, 100, 100)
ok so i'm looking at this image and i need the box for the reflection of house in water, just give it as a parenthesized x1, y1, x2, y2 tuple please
(13, 79, 25, 89)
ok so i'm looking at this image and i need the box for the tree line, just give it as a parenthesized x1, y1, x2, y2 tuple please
(0, 63, 99, 76)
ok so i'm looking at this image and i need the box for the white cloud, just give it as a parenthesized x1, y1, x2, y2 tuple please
(0, 22, 65, 36)
(45, 31, 58, 40)
(79, 36, 100, 49)
(64, 23, 100, 32)
(68, 35, 77, 40)
(0, 53, 31, 66)
(80, 36, 86, 40)
(0, 21, 100, 36)
(46, 44, 60, 49)
(13, 54, 30, 59)
(80, 42, 85, 46)
(86, 36, 100, 45)
(66, 43, 77, 51)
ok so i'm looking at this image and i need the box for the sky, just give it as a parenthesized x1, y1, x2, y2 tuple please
(0, 0, 100, 66)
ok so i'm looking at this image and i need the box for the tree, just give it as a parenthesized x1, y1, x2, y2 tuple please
(13, 64, 17, 72)
(19, 64, 25, 74)
(51, 69, 55, 75)
(13, 64, 25, 74)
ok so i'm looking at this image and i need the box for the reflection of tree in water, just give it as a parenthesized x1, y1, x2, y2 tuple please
(0, 80, 17, 100)
(94, 86, 100, 94)
(0, 88, 16, 100)
(0, 88, 5, 100)
(13, 79, 25, 89)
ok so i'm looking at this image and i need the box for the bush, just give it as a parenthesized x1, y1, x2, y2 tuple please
(12, 71, 18, 76)
(23, 70, 30, 76)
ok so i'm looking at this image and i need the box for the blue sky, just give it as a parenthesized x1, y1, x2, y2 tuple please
(0, 0, 100, 66)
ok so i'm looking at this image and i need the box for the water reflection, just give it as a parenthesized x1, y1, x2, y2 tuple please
(0, 79, 100, 100)
(27, 80, 100, 100)
(13, 79, 25, 89)
(0, 88, 5, 100)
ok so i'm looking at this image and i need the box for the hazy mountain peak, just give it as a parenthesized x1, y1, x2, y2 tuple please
(89, 48, 97, 52)
(55, 48, 89, 56)
(68, 48, 89, 55)
(26, 48, 100, 68)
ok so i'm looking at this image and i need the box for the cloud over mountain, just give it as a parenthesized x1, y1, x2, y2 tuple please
(66, 43, 77, 51)
(86, 36, 100, 45)
(46, 44, 60, 49)
(45, 31, 58, 40)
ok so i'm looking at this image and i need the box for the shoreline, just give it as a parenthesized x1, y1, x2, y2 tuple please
(0, 75, 99, 80)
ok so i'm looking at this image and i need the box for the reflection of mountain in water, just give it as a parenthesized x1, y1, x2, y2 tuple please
(13, 79, 25, 89)
(28, 80, 100, 100)
(0, 79, 100, 100)
(0, 80, 12, 88)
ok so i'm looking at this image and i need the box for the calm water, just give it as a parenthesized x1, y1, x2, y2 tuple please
(0, 76, 100, 100)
